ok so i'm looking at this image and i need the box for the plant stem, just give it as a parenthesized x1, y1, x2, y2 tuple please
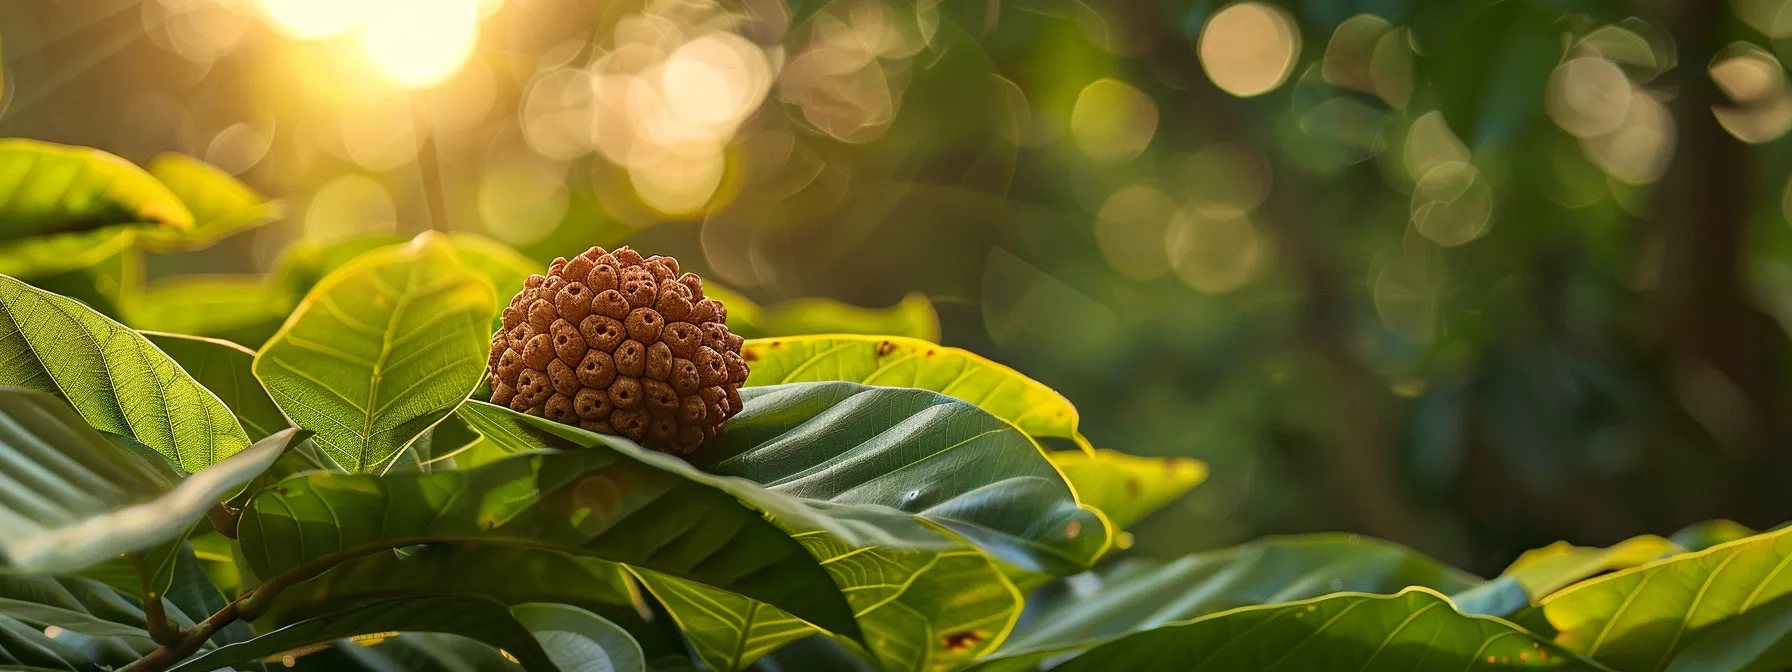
(123, 599, 246, 672)
(411, 92, 450, 233)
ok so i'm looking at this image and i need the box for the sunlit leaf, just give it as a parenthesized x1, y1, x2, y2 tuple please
(126, 276, 290, 339)
(1498, 534, 1681, 602)
(139, 152, 282, 252)
(742, 335, 1094, 452)
(235, 443, 862, 645)
(1542, 526, 1792, 671)
(972, 534, 1485, 671)
(166, 597, 644, 672)
(1671, 520, 1758, 553)
(1046, 588, 1596, 671)
(0, 274, 250, 471)
(0, 139, 192, 240)
(253, 233, 495, 473)
(1046, 449, 1205, 532)
(0, 226, 139, 279)
(270, 233, 539, 312)
(706, 284, 940, 342)
(142, 332, 290, 441)
(0, 387, 301, 576)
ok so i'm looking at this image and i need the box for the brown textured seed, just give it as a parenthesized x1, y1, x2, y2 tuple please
(662, 322, 702, 359)
(522, 333, 556, 368)
(580, 315, 626, 352)
(614, 340, 645, 377)
(645, 342, 673, 381)
(551, 320, 586, 363)
(626, 308, 664, 344)
(574, 388, 612, 419)
(484, 245, 748, 454)
(608, 376, 643, 409)
(545, 393, 576, 423)
(548, 359, 580, 396)
(556, 283, 592, 322)
(592, 289, 630, 320)
(576, 350, 617, 389)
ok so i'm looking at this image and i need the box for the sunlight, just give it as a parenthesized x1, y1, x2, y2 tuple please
(252, 0, 489, 89)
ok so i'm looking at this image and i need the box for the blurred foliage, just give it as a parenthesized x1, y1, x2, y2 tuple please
(4, 0, 1792, 575)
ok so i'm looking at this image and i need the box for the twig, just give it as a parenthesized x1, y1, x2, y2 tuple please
(411, 93, 451, 233)
(123, 597, 251, 672)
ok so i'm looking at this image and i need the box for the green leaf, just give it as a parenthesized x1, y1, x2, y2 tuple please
(1664, 593, 1792, 672)
(253, 233, 496, 473)
(270, 233, 539, 310)
(234, 443, 862, 645)
(284, 632, 532, 671)
(0, 226, 139, 279)
(1045, 449, 1205, 532)
(631, 545, 1016, 672)
(1541, 526, 1792, 671)
(0, 273, 250, 471)
(0, 387, 302, 575)
(0, 575, 156, 671)
(262, 544, 643, 629)
(604, 381, 1099, 671)
(126, 276, 290, 340)
(1671, 520, 1758, 553)
(1045, 588, 1597, 671)
(972, 534, 1485, 671)
(459, 391, 1063, 671)
(0, 552, 242, 671)
(696, 382, 1106, 574)
(1498, 534, 1681, 602)
(142, 332, 290, 441)
(139, 152, 282, 252)
(167, 597, 643, 672)
(741, 335, 1093, 452)
(0, 139, 192, 240)
(705, 285, 940, 342)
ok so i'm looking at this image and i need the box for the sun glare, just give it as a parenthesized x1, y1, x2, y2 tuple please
(253, 0, 490, 89)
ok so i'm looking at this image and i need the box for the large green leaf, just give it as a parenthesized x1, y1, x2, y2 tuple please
(234, 443, 862, 644)
(0, 274, 250, 471)
(0, 139, 192, 240)
(253, 233, 495, 473)
(705, 285, 940, 342)
(143, 332, 290, 441)
(1540, 526, 1792, 671)
(0, 386, 302, 575)
(474, 381, 1099, 671)
(461, 386, 1092, 672)
(139, 152, 282, 252)
(127, 276, 291, 340)
(1045, 449, 1205, 533)
(166, 597, 644, 672)
(1046, 588, 1596, 671)
(741, 335, 1092, 452)
(971, 534, 1485, 671)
